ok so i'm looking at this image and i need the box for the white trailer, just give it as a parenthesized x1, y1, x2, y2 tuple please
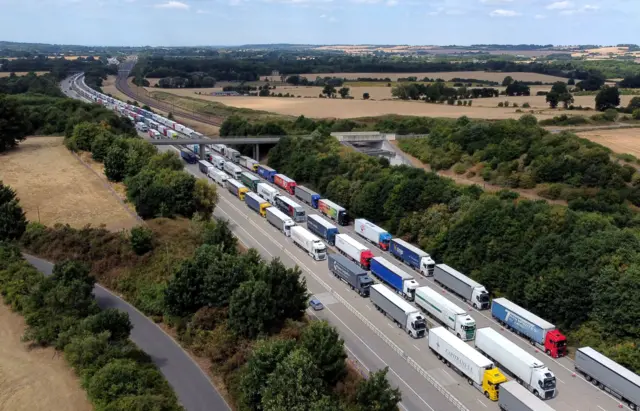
(210, 154, 226, 169)
(257, 183, 279, 203)
(290, 226, 327, 261)
(239, 156, 258, 171)
(369, 284, 426, 339)
(223, 162, 242, 179)
(208, 168, 229, 186)
(212, 144, 226, 154)
(354, 218, 392, 250)
(499, 381, 557, 411)
(414, 286, 476, 341)
(266, 207, 295, 237)
(334, 234, 373, 270)
(428, 327, 506, 401)
(433, 264, 490, 310)
(475, 328, 556, 400)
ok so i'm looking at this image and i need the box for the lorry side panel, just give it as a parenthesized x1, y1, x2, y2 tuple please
(370, 284, 410, 326)
(434, 264, 474, 301)
(492, 300, 545, 345)
(499, 381, 555, 411)
(370, 258, 403, 291)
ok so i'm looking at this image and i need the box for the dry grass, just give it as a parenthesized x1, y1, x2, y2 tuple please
(0, 136, 139, 231)
(101, 75, 131, 104)
(262, 71, 568, 83)
(0, 301, 93, 411)
(576, 128, 640, 158)
(0, 71, 49, 77)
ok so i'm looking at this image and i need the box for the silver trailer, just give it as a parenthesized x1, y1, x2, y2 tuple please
(433, 264, 490, 310)
(370, 284, 426, 339)
(499, 381, 556, 411)
(575, 347, 640, 410)
(266, 207, 295, 237)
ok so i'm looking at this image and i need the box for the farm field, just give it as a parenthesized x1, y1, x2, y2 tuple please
(0, 302, 93, 411)
(576, 128, 640, 158)
(0, 71, 49, 77)
(262, 71, 569, 83)
(0, 136, 139, 231)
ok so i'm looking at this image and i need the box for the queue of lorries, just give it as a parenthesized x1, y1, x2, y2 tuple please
(80, 81, 640, 411)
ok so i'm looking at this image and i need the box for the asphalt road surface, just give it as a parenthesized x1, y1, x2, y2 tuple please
(23, 253, 231, 411)
(67, 73, 632, 411)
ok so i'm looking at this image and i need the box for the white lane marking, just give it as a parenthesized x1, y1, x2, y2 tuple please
(441, 369, 454, 380)
(366, 305, 372, 310)
(477, 399, 488, 408)
(598, 406, 606, 411)
(413, 344, 421, 351)
(557, 377, 565, 384)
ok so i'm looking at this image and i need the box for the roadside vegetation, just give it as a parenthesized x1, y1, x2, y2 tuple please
(267, 131, 640, 373)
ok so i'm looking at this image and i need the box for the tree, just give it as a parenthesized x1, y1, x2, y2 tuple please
(355, 367, 402, 411)
(322, 84, 336, 98)
(339, 87, 350, 99)
(300, 320, 347, 386)
(253, 258, 308, 323)
(568, 77, 575, 86)
(167, 112, 174, 120)
(146, 151, 183, 172)
(546, 91, 560, 109)
(126, 139, 157, 177)
(130, 226, 154, 255)
(0, 181, 27, 241)
(0, 95, 30, 152)
(559, 93, 574, 109)
(502, 76, 514, 86)
(90, 131, 115, 162)
(550, 82, 569, 95)
(627, 96, 640, 112)
(193, 179, 218, 219)
(286, 75, 301, 86)
(80, 309, 133, 342)
(69, 122, 105, 152)
(228, 279, 276, 338)
(105, 145, 127, 182)
(595, 86, 621, 111)
(363, 92, 370, 100)
(201, 219, 238, 254)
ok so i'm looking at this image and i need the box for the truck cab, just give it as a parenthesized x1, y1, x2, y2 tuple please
(310, 239, 327, 261)
(408, 312, 427, 338)
(533, 368, 557, 399)
(457, 315, 476, 341)
(361, 249, 374, 270)
(545, 330, 567, 358)
(419, 256, 436, 277)
(472, 286, 490, 310)
(404, 279, 419, 301)
(483, 369, 507, 401)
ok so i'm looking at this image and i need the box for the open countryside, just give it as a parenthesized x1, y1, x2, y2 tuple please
(261, 71, 570, 83)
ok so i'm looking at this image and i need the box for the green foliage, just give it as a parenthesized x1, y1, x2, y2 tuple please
(300, 321, 347, 386)
(228, 280, 276, 339)
(104, 145, 127, 182)
(595, 86, 621, 111)
(0, 94, 30, 152)
(355, 367, 401, 411)
(130, 226, 154, 255)
(90, 131, 115, 162)
(0, 181, 27, 241)
(633, 109, 640, 120)
(0, 72, 64, 97)
(201, 219, 238, 254)
(193, 179, 218, 219)
(125, 167, 197, 219)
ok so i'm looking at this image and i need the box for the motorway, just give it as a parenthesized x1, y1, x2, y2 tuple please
(23, 254, 231, 411)
(69, 73, 632, 411)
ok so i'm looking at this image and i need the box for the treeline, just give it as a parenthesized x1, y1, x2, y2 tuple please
(154, 73, 216, 89)
(0, 246, 183, 411)
(0, 56, 115, 82)
(267, 130, 640, 373)
(0, 72, 64, 96)
(392, 83, 499, 101)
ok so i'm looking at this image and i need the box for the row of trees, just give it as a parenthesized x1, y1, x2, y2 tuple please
(0, 247, 183, 411)
(391, 83, 499, 102)
(266, 130, 640, 373)
(155, 73, 216, 88)
(0, 182, 27, 242)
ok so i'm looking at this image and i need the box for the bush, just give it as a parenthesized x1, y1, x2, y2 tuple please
(537, 184, 564, 200)
(633, 109, 640, 120)
(522, 102, 531, 108)
(603, 108, 619, 122)
(452, 163, 467, 175)
(498, 102, 504, 107)
(130, 226, 154, 255)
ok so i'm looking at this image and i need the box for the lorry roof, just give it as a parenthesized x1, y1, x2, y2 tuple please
(308, 214, 337, 229)
(267, 206, 293, 222)
(246, 192, 267, 204)
(241, 172, 260, 180)
(430, 327, 493, 368)
(337, 234, 369, 252)
(227, 179, 246, 189)
(278, 196, 303, 209)
(199, 160, 214, 167)
(355, 218, 387, 235)
(258, 183, 277, 192)
(392, 238, 429, 257)
(476, 328, 546, 369)
(436, 264, 484, 289)
(296, 185, 318, 195)
(501, 381, 556, 411)
(492, 298, 555, 330)
(276, 174, 295, 183)
(291, 226, 322, 242)
(373, 257, 413, 280)
(416, 286, 467, 315)
(320, 199, 345, 211)
(259, 165, 276, 171)
(329, 253, 366, 275)
(578, 347, 640, 388)
(372, 284, 418, 314)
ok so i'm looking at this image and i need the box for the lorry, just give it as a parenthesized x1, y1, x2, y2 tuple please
(209, 154, 226, 170)
(475, 327, 556, 400)
(389, 238, 435, 276)
(575, 347, 640, 410)
(167, 129, 178, 139)
(433, 264, 490, 310)
(334, 234, 374, 270)
(136, 122, 148, 132)
(354, 219, 392, 251)
(244, 192, 271, 217)
(239, 156, 259, 171)
(240, 172, 261, 192)
(318, 199, 348, 226)
(208, 168, 228, 186)
(223, 162, 242, 179)
(415, 286, 476, 341)
(212, 144, 226, 154)
(370, 284, 426, 339)
(257, 183, 279, 204)
(226, 179, 249, 201)
(274, 174, 297, 195)
(257, 165, 277, 183)
(327, 254, 373, 297)
(180, 149, 197, 164)
(295, 185, 321, 208)
(266, 207, 295, 237)
(306, 214, 339, 245)
(274, 196, 306, 223)
(198, 160, 215, 175)
(491, 298, 567, 358)
(290, 226, 327, 261)
(370, 257, 419, 301)
(428, 326, 507, 401)
(149, 129, 161, 139)
(224, 147, 240, 163)
(499, 381, 557, 411)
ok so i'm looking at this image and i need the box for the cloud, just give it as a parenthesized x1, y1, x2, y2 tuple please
(480, 0, 513, 3)
(328, 16, 337, 21)
(319, 13, 327, 16)
(558, 3, 599, 14)
(196, 8, 209, 13)
(386, 0, 398, 6)
(154, 0, 189, 9)
(546, 1, 572, 9)
(489, 8, 520, 16)
(534, 13, 546, 18)
(445, 9, 464, 14)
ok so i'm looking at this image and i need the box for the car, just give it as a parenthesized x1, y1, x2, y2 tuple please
(309, 297, 324, 311)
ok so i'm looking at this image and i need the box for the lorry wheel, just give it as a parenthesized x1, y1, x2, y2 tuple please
(585, 375, 592, 382)
(546, 349, 551, 356)
(473, 303, 478, 309)
(629, 403, 636, 411)
(533, 390, 539, 398)
(592, 379, 598, 386)
(484, 392, 490, 399)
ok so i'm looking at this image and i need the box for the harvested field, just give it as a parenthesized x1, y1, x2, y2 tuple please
(0, 136, 139, 231)
(102, 75, 131, 103)
(0, 301, 93, 411)
(262, 71, 568, 83)
(0, 71, 49, 77)
(576, 128, 640, 158)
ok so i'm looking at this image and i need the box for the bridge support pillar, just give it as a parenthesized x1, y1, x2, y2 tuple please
(199, 144, 206, 160)
(253, 144, 260, 160)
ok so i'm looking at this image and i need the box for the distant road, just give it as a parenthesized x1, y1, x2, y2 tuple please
(23, 254, 231, 411)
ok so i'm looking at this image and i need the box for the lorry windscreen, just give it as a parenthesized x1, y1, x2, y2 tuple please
(295, 210, 305, 218)
(541, 376, 556, 389)
(556, 340, 567, 347)
(414, 320, 427, 330)
(478, 294, 490, 303)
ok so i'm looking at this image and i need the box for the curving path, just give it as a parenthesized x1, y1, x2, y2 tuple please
(23, 254, 231, 411)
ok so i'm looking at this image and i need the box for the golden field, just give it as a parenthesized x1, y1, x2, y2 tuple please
(261, 71, 569, 83)
(0, 71, 49, 77)
(576, 128, 640, 158)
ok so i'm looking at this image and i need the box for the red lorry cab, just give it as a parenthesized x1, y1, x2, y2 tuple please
(274, 174, 297, 195)
(545, 329, 568, 358)
(360, 250, 374, 270)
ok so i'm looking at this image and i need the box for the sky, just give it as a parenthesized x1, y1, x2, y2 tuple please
(0, 0, 638, 47)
